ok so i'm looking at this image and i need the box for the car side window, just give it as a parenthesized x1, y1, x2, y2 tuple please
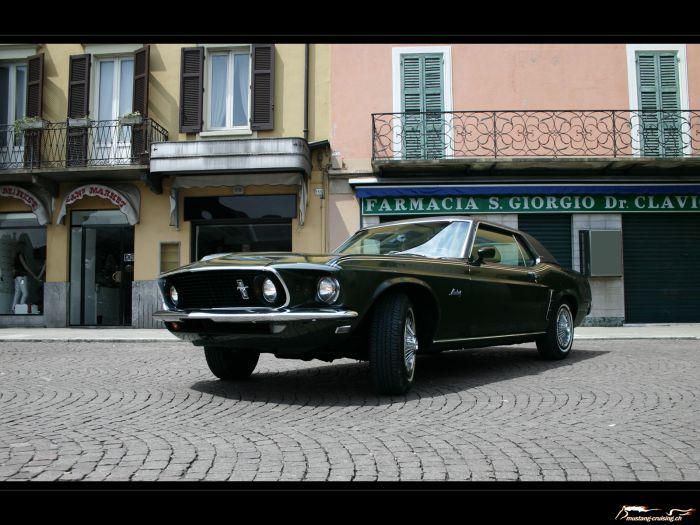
(471, 227, 528, 267)
(514, 235, 536, 267)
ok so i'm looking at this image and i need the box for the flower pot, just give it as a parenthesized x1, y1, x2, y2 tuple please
(18, 119, 46, 131)
(68, 118, 92, 128)
(119, 115, 143, 126)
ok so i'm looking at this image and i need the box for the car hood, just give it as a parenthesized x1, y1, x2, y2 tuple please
(162, 252, 343, 276)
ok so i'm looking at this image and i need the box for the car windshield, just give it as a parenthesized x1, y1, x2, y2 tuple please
(335, 220, 472, 258)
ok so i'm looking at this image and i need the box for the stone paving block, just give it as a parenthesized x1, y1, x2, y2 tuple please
(0, 340, 698, 483)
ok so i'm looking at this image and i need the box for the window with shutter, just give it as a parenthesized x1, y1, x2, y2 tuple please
(0, 61, 27, 150)
(400, 53, 444, 159)
(636, 51, 682, 157)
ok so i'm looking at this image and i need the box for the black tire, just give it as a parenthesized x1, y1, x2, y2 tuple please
(369, 293, 418, 395)
(204, 347, 260, 380)
(536, 301, 574, 360)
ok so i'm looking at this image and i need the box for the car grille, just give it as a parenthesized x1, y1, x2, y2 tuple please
(166, 270, 285, 309)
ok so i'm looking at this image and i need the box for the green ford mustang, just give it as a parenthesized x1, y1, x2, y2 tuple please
(155, 217, 592, 395)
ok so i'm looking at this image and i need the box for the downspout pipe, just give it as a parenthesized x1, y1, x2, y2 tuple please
(303, 43, 309, 141)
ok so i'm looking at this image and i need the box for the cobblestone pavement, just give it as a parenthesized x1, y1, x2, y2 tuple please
(0, 340, 699, 482)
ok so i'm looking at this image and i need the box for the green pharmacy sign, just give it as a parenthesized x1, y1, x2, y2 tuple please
(362, 195, 700, 215)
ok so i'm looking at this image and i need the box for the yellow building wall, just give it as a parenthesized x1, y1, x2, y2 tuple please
(13, 43, 331, 284)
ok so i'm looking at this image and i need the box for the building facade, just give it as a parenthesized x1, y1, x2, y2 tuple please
(328, 44, 700, 325)
(0, 43, 330, 328)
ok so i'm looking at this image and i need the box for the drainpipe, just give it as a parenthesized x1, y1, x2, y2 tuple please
(303, 44, 309, 141)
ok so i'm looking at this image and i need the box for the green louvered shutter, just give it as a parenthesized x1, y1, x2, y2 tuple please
(636, 51, 682, 157)
(401, 53, 444, 159)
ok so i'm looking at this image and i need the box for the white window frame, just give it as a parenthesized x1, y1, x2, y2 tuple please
(626, 44, 690, 157)
(91, 54, 135, 121)
(392, 46, 453, 159)
(0, 61, 27, 155)
(201, 44, 253, 137)
(1, 61, 27, 123)
(90, 54, 135, 165)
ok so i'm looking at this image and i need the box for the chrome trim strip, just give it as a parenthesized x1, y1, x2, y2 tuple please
(545, 289, 554, 321)
(434, 331, 546, 344)
(154, 309, 358, 323)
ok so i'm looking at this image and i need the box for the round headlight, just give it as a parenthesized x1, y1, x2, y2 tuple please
(169, 285, 179, 306)
(262, 278, 278, 303)
(317, 277, 340, 304)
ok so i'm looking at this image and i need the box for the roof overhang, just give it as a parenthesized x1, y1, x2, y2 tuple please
(150, 138, 312, 177)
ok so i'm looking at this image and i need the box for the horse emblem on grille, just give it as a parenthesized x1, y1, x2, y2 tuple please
(236, 279, 250, 300)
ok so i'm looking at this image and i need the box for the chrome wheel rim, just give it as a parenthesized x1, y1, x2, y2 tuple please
(556, 305, 573, 350)
(404, 308, 418, 380)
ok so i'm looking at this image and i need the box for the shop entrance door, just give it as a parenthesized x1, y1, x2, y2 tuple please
(70, 211, 134, 326)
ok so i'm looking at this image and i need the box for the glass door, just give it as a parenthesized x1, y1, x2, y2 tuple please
(93, 57, 134, 165)
(70, 211, 134, 326)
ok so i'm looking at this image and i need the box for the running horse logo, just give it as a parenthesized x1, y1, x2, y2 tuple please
(236, 279, 250, 300)
(615, 506, 696, 520)
(616, 506, 661, 519)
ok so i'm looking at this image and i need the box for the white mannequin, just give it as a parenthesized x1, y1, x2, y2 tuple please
(10, 240, 43, 312)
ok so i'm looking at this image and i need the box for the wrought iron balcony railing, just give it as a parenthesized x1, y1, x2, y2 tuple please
(372, 110, 700, 161)
(0, 118, 169, 170)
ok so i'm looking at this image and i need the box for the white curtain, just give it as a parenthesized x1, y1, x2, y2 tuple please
(233, 54, 249, 127)
(98, 61, 114, 121)
(210, 55, 227, 128)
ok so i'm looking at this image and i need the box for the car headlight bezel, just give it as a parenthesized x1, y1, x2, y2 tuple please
(262, 277, 278, 303)
(317, 276, 340, 304)
(168, 285, 179, 307)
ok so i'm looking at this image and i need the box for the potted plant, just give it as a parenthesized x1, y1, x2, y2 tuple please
(68, 115, 92, 127)
(118, 111, 143, 125)
(14, 116, 46, 134)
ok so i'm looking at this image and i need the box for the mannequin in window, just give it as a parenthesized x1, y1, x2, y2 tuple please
(11, 240, 44, 311)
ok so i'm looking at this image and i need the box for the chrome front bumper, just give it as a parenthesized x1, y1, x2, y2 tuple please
(153, 308, 359, 323)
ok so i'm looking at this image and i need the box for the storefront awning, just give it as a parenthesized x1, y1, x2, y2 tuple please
(0, 185, 53, 225)
(56, 183, 141, 225)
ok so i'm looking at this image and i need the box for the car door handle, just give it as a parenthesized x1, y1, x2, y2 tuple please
(528, 271, 538, 283)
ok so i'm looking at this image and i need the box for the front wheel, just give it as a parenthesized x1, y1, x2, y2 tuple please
(536, 302, 574, 360)
(369, 293, 418, 395)
(204, 347, 260, 380)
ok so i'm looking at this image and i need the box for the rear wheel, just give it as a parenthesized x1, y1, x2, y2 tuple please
(369, 293, 418, 395)
(204, 347, 260, 380)
(536, 302, 574, 360)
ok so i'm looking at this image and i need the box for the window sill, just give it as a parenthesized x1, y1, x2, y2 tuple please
(199, 129, 256, 139)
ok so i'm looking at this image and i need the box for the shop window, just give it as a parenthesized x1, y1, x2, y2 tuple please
(0, 213, 46, 315)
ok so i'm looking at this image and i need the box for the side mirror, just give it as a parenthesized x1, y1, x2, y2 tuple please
(475, 247, 496, 264)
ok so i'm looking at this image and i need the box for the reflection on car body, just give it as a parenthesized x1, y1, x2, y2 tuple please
(155, 217, 592, 394)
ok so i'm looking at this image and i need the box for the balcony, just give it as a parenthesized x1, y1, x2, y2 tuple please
(371, 110, 700, 174)
(0, 118, 168, 175)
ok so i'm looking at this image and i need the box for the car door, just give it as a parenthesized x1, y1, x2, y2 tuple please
(466, 225, 549, 337)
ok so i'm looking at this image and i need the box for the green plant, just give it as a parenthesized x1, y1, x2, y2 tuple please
(13, 116, 44, 134)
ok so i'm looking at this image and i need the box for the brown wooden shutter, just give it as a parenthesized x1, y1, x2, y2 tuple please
(67, 54, 91, 118)
(251, 44, 275, 131)
(132, 45, 150, 163)
(23, 53, 44, 168)
(25, 53, 44, 118)
(179, 47, 204, 133)
(67, 54, 91, 166)
(133, 45, 150, 117)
